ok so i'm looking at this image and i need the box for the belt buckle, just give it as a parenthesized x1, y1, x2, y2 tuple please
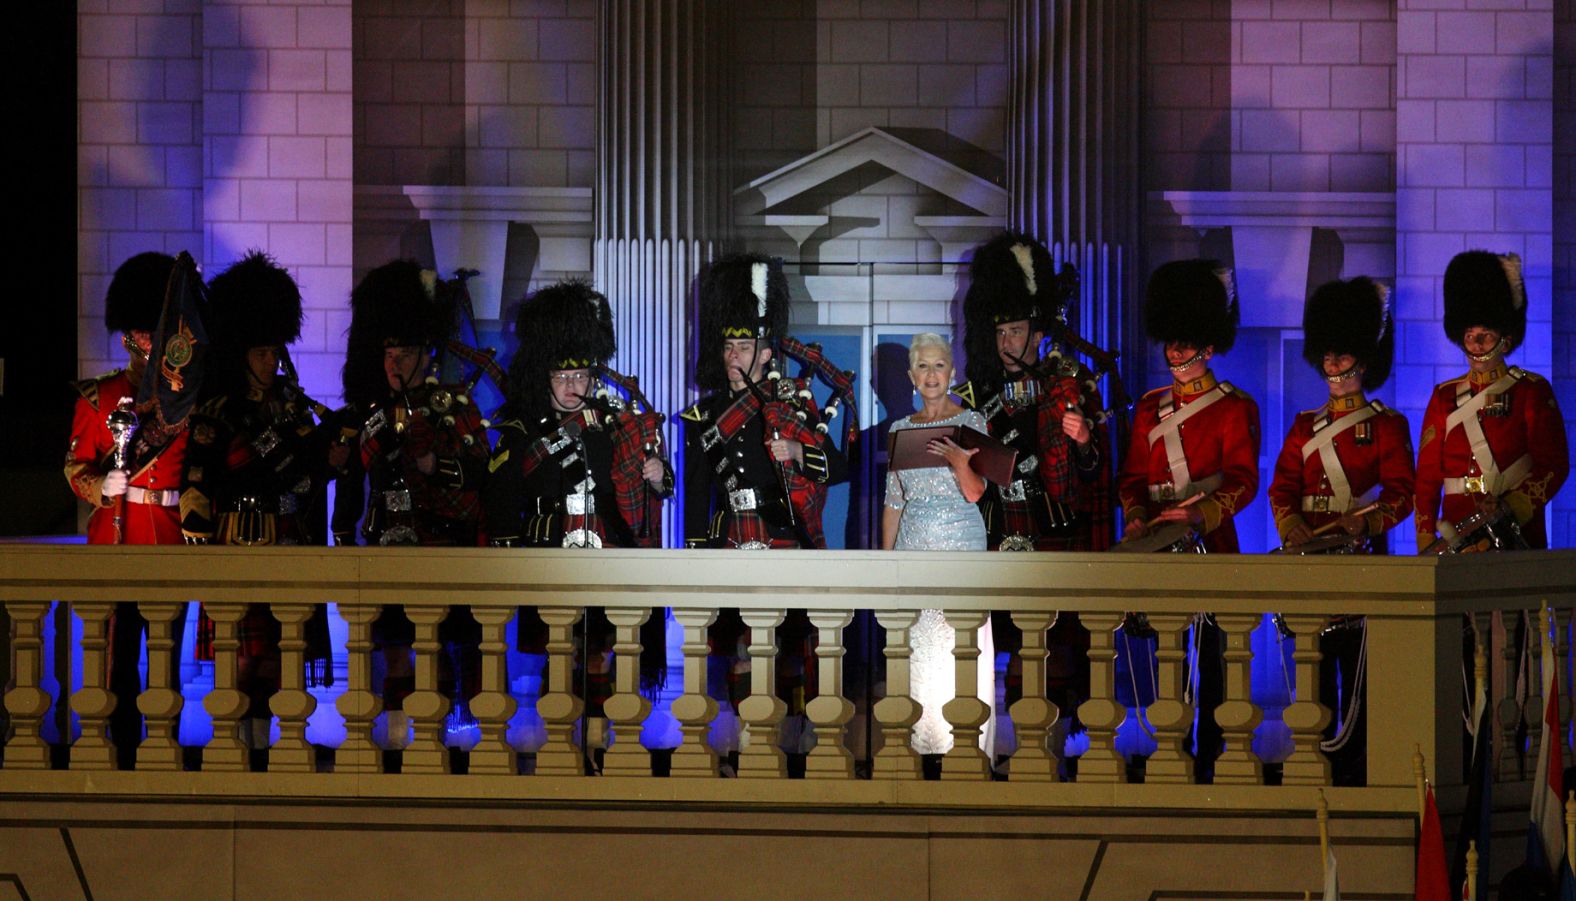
(385, 489, 412, 512)
(1463, 475, 1488, 494)
(564, 494, 593, 516)
(278, 493, 299, 515)
(728, 488, 758, 512)
(1309, 496, 1331, 513)
(1152, 484, 1176, 501)
(701, 426, 723, 451)
(1001, 480, 1029, 502)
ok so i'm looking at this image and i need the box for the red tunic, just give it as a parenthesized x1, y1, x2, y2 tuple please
(65, 369, 186, 545)
(1117, 371, 1260, 553)
(1414, 364, 1568, 549)
(1268, 394, 1415, 546)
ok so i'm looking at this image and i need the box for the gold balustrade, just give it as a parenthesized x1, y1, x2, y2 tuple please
(2, 544, 1573, 817)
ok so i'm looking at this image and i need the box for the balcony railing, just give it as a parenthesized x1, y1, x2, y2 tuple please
(3, 545, 1572, 817)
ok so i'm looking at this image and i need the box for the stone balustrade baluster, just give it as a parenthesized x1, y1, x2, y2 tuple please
(1278, 614, 1332, 785)
(941, 609, 991, 780)
(468, 606, 519, 776)
(334, 604, 383, 774)
(805, 608, 855, 779)
(69, 601, 118, 770)
(872, 610, 921, 780)
(139, 602, 192, 772)
(535, 606, 586, 776)
(1008, 610, 1057, 782)
(1212, 613, 1265, 785)
(668, 607, 719, 778)
(197, 602, 248, 772)
(1144, 612, 1193, 784)
(602, 607, 654, 777)
(737, 609, 787, 779)
(2, 601, 52, 769)
(1076, 612, 1126, 783)
(401, 606, 452, 774)
(269, 603, 319, 773)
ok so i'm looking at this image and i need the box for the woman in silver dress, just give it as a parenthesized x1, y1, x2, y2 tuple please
(882, 333, 996, 762)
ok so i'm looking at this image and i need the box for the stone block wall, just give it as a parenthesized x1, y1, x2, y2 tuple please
(204, 0, 354, 403)
(77, 0, 204, 377)
(1555, 0, 1573, 547)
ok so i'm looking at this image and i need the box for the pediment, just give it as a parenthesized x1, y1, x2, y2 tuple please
(734, 127, 1008, 220)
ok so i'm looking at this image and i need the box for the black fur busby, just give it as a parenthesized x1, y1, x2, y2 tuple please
(1443, 250, 1526, 352)
(506, 280, 616, 422)
(207, 251, 304, 393)
(342, 259, 456, 405)
(1302, 277, 1393, 391)
(104, 251, 176, 334)
(961, 231, 1076, 389)
(695, 253, 790, 392)
(1144, 258, 1239, 354)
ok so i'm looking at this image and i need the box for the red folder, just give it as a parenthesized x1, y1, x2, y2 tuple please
(887, 424, 1018, 485)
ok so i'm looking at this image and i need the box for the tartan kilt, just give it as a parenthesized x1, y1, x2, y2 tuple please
(195, 603, 281, 663)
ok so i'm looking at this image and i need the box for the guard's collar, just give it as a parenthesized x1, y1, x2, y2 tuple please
(1173, 370, 1218, 400)
(1327, 393, 1365, 414)
(1468, 363, 1508, 387)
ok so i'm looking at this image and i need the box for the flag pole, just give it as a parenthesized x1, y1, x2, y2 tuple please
(1317, 789, 1330, 868)
(1414, 743, 1427, 825)
(1466, 839, 1478, 899)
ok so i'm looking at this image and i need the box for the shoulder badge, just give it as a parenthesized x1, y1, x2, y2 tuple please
(1509, 366, 1541, 382)
(71, 377, 100, 409)
(680, 403, 708, 424)
(1369, 399, 1389, 414)
(1218, 381, 1236, 394)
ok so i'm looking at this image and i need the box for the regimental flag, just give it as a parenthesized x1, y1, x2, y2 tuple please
(1418, 784, 1452, 901)
(1528, 609, 1565, 879)
(137, 250, 209, 432)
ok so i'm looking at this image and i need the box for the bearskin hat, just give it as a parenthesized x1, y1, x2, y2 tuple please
(104, 251, 177, 334)
(1443, 250, 1526, 352)
(1302, 276, 1393, 391)
(694, 253, 790, 392)
(506, 280, 616, 422)
(961, 231, 1077, 389)
(342, 259, 456, 405)
(1144, 258, 1239, 354)
(207, 251, 303, 351)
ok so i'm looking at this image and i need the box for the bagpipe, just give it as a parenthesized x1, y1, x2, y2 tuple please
(775, 335, 860, 452)
(590, 365, 667, 545)
(1038, 262, 1133, 426)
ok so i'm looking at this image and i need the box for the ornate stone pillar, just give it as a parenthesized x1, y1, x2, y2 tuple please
(668, 607, 719, 778)
(1008, 611, 1058, 782)
(872, 610, 922, 780)
(1213, 613, 1265, 785)
(2, 602, 53, 770)
(269, 603, 320, 774)
(736, 609, 787, 779)
(602, 607, 654, 777)
(197, 602, 248, 772)
(69, 601, 119, 771)
(941, 610, 992, 780)
(1144, 612, 1193, 784)
(401, 606, 452, 775)
(468, 606, 519, 777)
(804, 609, 855, 780)
(1279, 614, 1332, 786)
(334, 604, 383, 774)
(1076, 611, 1125, 782)
(535, 607, 586, 777)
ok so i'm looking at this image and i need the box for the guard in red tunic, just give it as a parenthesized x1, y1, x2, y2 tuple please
(1118, 260, 1259, 554)
(1415, 250, 1568, 552)
(1269, 277, 1414, 554)
(1116, 259, 1260, 780)
(1268, 276, 1413, 786)
(64, 251, 184, 766)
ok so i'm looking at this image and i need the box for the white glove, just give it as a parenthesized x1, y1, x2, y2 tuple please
(101, 470, 130, 499)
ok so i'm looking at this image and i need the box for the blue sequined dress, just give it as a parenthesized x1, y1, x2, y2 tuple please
(885, 409, 995, 756)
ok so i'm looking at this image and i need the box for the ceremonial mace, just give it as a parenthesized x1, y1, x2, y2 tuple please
(106, 397, 139, 544)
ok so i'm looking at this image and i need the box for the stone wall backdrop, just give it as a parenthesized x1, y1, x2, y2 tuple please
(1555, 0, 1574, 548)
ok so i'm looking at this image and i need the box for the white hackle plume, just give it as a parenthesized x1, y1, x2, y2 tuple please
(419, 269, 439, 299)
(1500, 252, 1526, 310)
(751, 262, 768, 318)
(1213, 266, 1237, 306)
(1010, 244, 1037, 296)
(1374, 281, 1392, 342)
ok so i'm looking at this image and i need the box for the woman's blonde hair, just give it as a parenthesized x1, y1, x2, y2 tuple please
(908, 332, 953, 370)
